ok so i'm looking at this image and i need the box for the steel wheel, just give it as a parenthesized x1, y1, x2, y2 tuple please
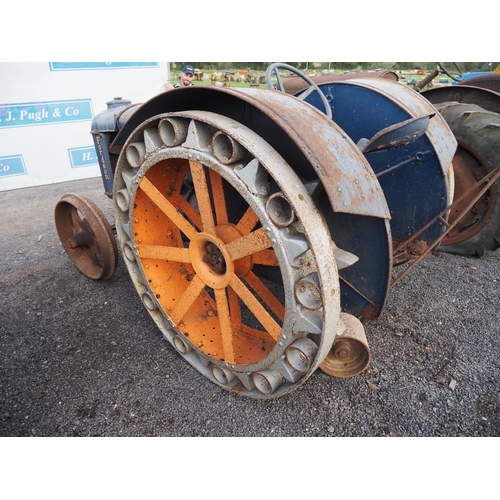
(113, 110, 341, 398)
(55, 193, 118, 280)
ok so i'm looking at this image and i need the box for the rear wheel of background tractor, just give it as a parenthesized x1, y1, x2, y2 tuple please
(113, 110, 341, 398)
(433, 102, 500, 256)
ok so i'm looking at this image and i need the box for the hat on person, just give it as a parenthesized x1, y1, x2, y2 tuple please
(182, 65, 195, 76)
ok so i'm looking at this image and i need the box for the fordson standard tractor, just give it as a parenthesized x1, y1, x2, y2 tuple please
(55, 63, 498, 399)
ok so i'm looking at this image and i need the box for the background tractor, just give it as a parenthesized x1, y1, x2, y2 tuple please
(421, 67, 500, 256)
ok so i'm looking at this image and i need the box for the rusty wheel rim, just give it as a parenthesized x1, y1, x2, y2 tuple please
(444, 144, 496, 246)
(113, 111, 341, 398)
(55, 194, 118, 280)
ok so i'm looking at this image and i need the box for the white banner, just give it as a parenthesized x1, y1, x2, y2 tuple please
(0, 62, 169, 191)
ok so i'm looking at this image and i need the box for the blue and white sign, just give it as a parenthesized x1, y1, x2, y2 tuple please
(0, 62, 169, 191)
(50, 62, 158, 71)
(0, 99, 93, 129)
(69, 146, 98, 168)
(0, 155, 27, 178)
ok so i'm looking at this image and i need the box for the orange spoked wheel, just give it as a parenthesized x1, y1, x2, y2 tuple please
(113, 110, 341, 398)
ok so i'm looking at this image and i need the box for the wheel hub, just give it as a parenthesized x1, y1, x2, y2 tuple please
(190, 232, 232, 288)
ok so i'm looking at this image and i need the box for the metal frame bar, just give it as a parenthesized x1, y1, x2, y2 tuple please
(391, 167, 500, 288)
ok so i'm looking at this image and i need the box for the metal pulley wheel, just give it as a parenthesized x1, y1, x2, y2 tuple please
(113, 110, 342, 398)
(320, 313, 371, 378)
(55, 193, 118, 280)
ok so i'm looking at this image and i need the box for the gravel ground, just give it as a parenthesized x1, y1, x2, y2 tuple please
(1, 176, 499, 439)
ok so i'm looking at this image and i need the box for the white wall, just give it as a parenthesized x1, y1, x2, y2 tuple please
(0, 62, 169, 191)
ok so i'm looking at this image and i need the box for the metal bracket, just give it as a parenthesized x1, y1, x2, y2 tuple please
(357, 114, 433, 154)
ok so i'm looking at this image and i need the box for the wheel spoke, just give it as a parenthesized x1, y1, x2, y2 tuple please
(87, 240, 103, 264)
(229, 274, 282, 340)
(214, 288, 235, 362)
(226, 227, 272, 261)
(228, 287, 241, 325)
(251, 249, 279, 266)
(137, 244, 191, 263)
(190, 161, 216, 235)
(236, 206, 259, 234)
(174, 194, 203, 231)
(244, 271, 285, 322)
(139, 176, 198, 240)
(209, 169, 229, 225)
(169, 274, 206, 324)
(70, 209, 83, 230)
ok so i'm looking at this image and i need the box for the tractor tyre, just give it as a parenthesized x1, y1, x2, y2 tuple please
(435, 101, 500, 256)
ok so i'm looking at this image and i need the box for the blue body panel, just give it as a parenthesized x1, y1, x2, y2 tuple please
(300, 79, 455, 242)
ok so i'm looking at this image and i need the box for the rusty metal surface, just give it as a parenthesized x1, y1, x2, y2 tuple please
(391, 167, 500, 287)
(298, 78, 457, 243)
(423, 85, 500, 115)
(282, 71, 399, 94)
(54, 193, 118, 280)
(425, 90, 500, 256)
(357, 114, 433, 154)
(443, 147, 492, 245)
(108, 85, 393, 319)
(111, 85, 391, 220)
(320, 312, 371, 378)
(211, 87, 394, 319)
(233, 87, 391, 218)
(456, 74, 500, 94)
(112, 109, 344, 398)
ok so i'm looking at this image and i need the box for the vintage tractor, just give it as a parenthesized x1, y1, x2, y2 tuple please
(56, 62, 492, 399)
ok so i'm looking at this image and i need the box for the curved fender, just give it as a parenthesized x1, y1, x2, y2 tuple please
(110, 86, 390, 221)
(423, 85, 500, 115)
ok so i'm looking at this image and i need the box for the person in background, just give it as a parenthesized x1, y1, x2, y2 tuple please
(174, 65, 195, 88)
